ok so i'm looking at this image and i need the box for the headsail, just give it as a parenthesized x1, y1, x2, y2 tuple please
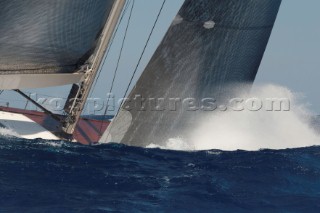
(0, 0, 116, 89)
(101, 0, 282, 146)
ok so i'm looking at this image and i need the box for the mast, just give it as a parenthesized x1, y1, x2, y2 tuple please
(62, 0, 126, 136)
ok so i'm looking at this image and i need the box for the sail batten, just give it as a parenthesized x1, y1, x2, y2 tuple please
(101, 0, 282, 146)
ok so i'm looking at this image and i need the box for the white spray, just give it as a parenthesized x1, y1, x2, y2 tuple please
(0, 128, 20, 138)
(148, 84, 320, 151)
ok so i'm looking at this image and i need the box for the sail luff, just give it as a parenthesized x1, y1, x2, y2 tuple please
(62, 0, 126, 135)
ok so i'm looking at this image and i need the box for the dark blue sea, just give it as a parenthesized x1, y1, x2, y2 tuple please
(1, 136, 320, 212)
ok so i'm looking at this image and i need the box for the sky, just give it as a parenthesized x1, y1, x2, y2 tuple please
(256, 0, 320, 114)
(255, 0, 320, 113)
(1, 0, 320, 114)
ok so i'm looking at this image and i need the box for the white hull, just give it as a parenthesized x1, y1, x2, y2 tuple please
(0, 111, 59, 140)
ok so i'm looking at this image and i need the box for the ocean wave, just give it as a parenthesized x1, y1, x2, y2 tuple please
(147, 84, 320, 151)
(0, 137, 320, 212)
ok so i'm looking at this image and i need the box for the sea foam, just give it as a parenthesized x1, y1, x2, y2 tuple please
(149, 84, 320, 151)
(0, 128, 20, 138)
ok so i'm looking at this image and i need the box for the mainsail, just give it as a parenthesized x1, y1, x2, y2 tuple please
(0, 0, 117, 89)
(101, 0, 282, 146)
(0, 0, 125, 138)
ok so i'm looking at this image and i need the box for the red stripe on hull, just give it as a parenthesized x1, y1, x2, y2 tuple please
(0, 107, 110, 145)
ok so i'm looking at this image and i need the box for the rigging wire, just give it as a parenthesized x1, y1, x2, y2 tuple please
(101, 0, 167, 139)
(89, 0, 131, 97)
(116, 0, 167, 117)
(0, 2, 133, 117)
(106, 0, 135, 100)
(98, 0, 136, 134)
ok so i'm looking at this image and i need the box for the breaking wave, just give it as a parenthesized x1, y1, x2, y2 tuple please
(151, 84, 320, 151)
(0, 127, 20, 138)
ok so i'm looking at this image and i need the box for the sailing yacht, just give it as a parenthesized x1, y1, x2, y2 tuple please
(0, 0, 282, 146)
